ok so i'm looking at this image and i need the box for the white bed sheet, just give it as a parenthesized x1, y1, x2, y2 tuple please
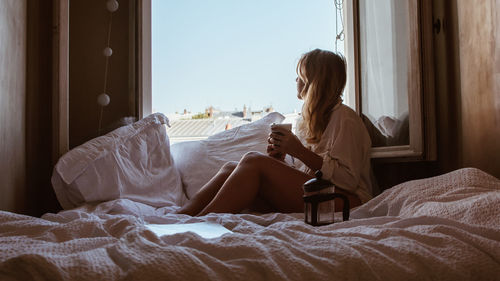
(1, 168, 499, 281)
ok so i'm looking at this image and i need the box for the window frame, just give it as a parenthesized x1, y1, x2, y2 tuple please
(136, 0, 152, 119)
(344, 0, 436, 160)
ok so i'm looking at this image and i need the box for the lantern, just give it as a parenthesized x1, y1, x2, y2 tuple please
(303, 171, 350, 226)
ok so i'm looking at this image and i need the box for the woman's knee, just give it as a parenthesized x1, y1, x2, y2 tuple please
(219, 161, 238, 175)
(240, 151, 267, 166)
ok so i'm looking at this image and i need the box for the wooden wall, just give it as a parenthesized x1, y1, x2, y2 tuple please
(0, 0, 27, 213)
(69, 0, 136, 149)
(432, 0, 462, 175)
(26, 0, 61, 216)
(0, 0, 60, 216)
(0, 0, 136, 216)
(456, 0, 500, 178)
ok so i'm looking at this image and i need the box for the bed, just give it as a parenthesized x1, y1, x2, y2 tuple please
(1, 114, 499, 281)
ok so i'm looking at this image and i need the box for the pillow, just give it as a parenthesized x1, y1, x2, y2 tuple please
(351, 167, 500, 226)
(51, 113, 183, 209)
(171, 112, 285, 204)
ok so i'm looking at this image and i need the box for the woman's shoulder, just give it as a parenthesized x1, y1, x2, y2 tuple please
(336, 103, 357, 115)
(330, 104, 362, 123)
(328, 104, 370, 139)
(335, 104, 372, 144)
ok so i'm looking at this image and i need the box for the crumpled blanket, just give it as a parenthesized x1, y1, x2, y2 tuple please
(1, 167, 499, 281)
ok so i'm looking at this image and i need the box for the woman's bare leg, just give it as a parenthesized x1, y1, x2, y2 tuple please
(176, 161, 237, 216)
(197, 152, 313, 216)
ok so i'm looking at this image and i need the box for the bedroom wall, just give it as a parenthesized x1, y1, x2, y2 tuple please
(1, 0, 63, 216)
(432, 0, 462, 177)
(456, 0, 500, 178)
(0, 0, 138, 216)
(26, 0, 61, 216)
(0, 0, 27, 213)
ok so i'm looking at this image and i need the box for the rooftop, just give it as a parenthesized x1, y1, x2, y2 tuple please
(164, 110, 300, 144)
(166, 117, 251, 139)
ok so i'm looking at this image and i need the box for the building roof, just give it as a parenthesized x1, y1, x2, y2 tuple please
(166, 117, 251, 139)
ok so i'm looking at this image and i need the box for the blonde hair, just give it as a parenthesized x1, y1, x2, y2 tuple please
(296, 49, 347, 144)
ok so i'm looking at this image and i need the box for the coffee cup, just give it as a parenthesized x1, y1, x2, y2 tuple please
(269, 123, 292, 159)
(271, 123, 292, 135)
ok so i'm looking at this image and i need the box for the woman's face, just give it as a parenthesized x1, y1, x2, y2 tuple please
(296, 76, 305, 99)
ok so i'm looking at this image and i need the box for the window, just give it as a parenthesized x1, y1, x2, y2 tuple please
(151, 0, 348, 144)
(55, 0, 435, 159)
(344, 0, 436, 160)
(139, 0, 436, 158)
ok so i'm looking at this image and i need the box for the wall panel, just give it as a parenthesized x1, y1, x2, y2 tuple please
(457, 0, 500, 178)
(27, 0, 61, 216)
(0, 0, 27, 213)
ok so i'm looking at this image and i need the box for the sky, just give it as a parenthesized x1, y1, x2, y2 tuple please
(152, 0, 342, 115)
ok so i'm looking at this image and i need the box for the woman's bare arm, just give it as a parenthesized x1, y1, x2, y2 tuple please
(292, 144, 323, 171)
(269, 126, 323, 171)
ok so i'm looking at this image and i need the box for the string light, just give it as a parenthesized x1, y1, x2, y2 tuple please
(106, 0, 119, 12)
(103, 47, 113, 57)
(98, 0, 119, 135)
(334, 0, 345, 53)
(97, 93, 111, 106)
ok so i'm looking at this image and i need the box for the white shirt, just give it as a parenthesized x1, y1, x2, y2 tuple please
(294, 104, 373, 203)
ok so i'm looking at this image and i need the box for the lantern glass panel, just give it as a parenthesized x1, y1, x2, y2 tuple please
(318, 200, 335, 224)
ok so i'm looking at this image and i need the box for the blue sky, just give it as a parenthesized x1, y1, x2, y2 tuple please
(152, 0, 340, 115)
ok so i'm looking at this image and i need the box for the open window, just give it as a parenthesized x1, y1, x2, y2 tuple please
(56, 0, 435, 161)
(143, 0, 436, 158)
(149, 0, 347, 144)
(344, 0, 436, 160)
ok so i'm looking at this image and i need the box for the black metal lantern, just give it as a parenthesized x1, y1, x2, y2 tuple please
(303, 171, 350, 226)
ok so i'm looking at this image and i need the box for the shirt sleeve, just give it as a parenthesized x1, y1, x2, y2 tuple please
(319, 117, 369, 194)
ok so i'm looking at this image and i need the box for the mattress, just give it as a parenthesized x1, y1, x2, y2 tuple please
(1, 167, 499, 280)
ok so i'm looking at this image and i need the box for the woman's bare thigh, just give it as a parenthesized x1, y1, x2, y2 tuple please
(251, 154, 313, 213)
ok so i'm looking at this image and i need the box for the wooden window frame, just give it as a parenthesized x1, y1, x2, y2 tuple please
(136, 0, 152, 119)
(345, 0, 436, 161)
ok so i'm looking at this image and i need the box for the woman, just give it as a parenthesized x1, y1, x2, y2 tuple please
(176, 49, 373, 216)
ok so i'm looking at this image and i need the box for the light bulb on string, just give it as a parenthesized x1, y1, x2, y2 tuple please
(106, 0, 119, 12)
(103, 47, 113, 57)
(97, 93, 111, 107)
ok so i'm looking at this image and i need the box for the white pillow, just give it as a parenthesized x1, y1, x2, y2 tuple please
(52, 113, 183, 209)
(171, 112, 285, 204)
(351, 167, 500, 226)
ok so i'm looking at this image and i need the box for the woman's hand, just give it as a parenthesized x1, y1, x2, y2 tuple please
(268, 125, 305, 159)
(267, 142, 286, 161)
(268, 125, 324, 171)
